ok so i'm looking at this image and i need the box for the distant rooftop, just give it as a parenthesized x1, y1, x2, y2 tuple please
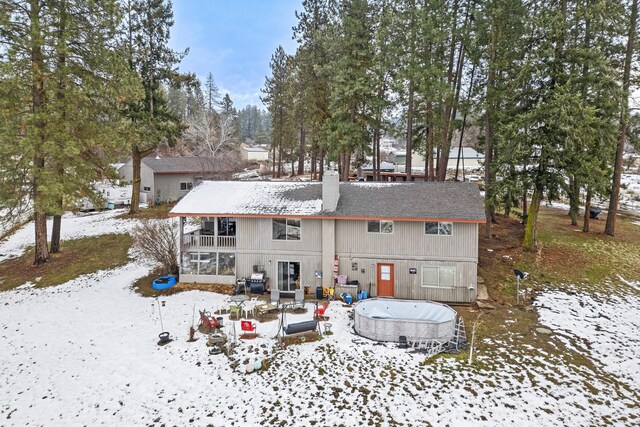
(142, 157, 226, 174)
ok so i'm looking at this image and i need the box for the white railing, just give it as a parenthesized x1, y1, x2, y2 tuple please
(183, 232, 235, 249)
(217, 236, 236, 248)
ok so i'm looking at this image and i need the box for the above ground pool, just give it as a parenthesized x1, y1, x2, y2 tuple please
(354, 298, 457, 343)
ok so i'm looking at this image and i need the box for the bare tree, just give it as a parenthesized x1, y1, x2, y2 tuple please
(132, 219, 179, 274)
(184, 110, 239, 157)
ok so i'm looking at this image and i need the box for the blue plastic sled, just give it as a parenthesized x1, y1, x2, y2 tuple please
(152, 275, 177, 290)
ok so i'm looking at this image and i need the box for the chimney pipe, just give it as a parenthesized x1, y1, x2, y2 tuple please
(322, 169, 339, 212)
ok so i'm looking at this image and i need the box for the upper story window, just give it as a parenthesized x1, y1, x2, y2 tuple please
(143, 186, 151, 192)
(425, 221, 453, 236)
(367, 220, 393, 234)
(272, 218, 301, 241)
(180, 182, 193, 191)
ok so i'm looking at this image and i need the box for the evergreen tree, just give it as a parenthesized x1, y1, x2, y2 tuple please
(123, 0, 193, 214)
(204, 72, 221, 112)
(0, 0, 139, 264)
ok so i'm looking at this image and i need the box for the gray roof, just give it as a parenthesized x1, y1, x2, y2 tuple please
(170, 180, 485, 222)
(142, 157, 225, 174)
(332, 182, 485, 221)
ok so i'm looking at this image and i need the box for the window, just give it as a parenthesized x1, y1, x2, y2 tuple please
(181, 251, 234, 276)
(272, 218, 301, 240)
(143, 186, 151, 192)
(180, 182, 193, 191)
(367, 220, 393, 234)
(217, 252, 235, 276)
(421, 266, 456, 288)
(425, 221, 453, 235)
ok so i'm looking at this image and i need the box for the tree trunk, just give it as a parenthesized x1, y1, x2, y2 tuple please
(372, 127, 379, 181)
(522, 189, 528, 224)
(30, 0, 49, 265)
(310, 143, 317, 180)
(50, 213, 62, 253)
(583, 188, 592, 232)
(455, 62, 476, 182)
(569, 175, 579, 226)
(297, 122, 305, 175)
(129, 146, 143, 214)
(319, 148, 324, 181)
(523, 184, 543, 251)
(406, 80, 414, 179)
(484, 12, 497, 238)
(50, 0, 66, 254)
(606, 0, 638, 236)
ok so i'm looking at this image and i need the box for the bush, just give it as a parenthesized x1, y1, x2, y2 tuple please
(132, 219, 179, 275)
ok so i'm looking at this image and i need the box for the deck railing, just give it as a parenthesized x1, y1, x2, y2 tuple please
(183, 232, 236, 249)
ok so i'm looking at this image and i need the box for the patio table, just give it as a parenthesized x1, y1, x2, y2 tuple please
(229, 294, 249, 307)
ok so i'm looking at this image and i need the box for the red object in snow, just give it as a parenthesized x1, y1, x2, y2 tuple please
(241, 320, 256, 333)
(199, 310, 219, 329)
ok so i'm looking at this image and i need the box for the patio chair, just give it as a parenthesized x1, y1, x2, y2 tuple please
(199, 310, 220, 330)
(293, 289, 305, 309)
(243, 298, 258, 318)
(270, 289, 280, 306)
(229, 305, 241, 320)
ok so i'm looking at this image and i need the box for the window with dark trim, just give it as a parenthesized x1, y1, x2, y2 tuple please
(424, 221, 453, 235)
(367, 220, 393, 234)
(143, 186, 151, 192)
(180, 182, 193, 191)
(272, 218, 301, 240)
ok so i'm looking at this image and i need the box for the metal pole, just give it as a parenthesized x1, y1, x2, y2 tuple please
(516, 276, 520, 305)
(157, 298, 164, 332)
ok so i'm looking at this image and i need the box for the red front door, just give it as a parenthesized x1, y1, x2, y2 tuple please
(377, 263, 394, 297)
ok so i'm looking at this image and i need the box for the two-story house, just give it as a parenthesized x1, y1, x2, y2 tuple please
(169, 171, 485, 303)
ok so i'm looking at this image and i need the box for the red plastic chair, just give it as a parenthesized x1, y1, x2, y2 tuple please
(314, 301, 330, 319)
(240, 320, 256, 333)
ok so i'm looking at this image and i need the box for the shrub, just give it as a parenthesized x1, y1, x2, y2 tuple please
(132, 219, 179, 275)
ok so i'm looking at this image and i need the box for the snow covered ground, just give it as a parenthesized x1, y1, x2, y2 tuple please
(0, 211, 639, 426)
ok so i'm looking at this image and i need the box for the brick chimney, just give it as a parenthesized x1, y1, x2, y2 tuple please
(322, 169, 340, 212)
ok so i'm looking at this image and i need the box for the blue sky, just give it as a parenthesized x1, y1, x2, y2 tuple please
(169, 0, 302, 109)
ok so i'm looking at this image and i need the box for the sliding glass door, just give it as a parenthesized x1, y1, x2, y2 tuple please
(277, 261, 300, 291)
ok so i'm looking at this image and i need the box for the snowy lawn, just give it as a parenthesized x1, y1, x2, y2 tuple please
(1, 211, 639, 426)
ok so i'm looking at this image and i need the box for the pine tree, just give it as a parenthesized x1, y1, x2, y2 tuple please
(605, 0, 638, 236)
(0, 0, 139, 264)
(123, 0, 193, 214)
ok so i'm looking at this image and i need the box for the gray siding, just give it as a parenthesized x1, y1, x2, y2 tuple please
(118, 160, 155, 203)
(154, 173, 196, 203)
(236, 252, 322, 289)
(335, 256, 476, 303)
(179, 216, 478, 303)
(236, 217, 322, 254)
(335, 220, 478, 260)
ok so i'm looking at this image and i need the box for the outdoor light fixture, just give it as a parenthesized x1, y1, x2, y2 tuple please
(514, 269, 528, 304)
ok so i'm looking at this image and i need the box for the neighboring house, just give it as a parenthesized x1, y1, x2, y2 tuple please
(241, 146, 269, 162)
(169, 171, 485, 303)
(118, 156, 231, 204)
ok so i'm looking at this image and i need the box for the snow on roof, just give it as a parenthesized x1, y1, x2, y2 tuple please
(171, 180, 486, 221)
(170, 181, 323, 216)
(242, 147, 268, 152)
